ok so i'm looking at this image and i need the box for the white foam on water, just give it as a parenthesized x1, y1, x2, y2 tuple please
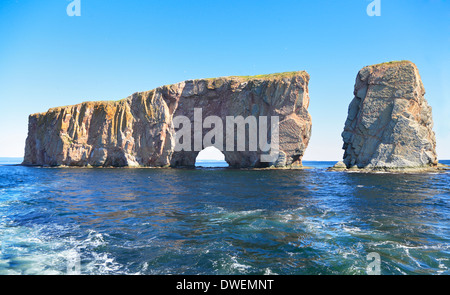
(0, 223, 127, 275)
(404, 248, 422, 268)
(264, 267, 277, 275)
(320, 208, 332, 218)
(209, 208, 267, 224)
(370, 240, 450, 252)
(342, 225, 363, 235)
(436, 258, 449, 274)
(83, 252, 123, 275)
(229, 256, 252, 273)
(233, 209, 265, 217)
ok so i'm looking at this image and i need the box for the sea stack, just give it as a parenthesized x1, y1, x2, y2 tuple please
(337, 61, 437, 171)
(23, 72, 312, 168)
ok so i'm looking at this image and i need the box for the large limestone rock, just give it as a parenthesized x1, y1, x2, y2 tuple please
(23, 72, 312, 168)
(340, 61, 437, 170)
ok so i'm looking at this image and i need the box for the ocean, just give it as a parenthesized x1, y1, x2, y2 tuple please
(0, 158, 449, 275)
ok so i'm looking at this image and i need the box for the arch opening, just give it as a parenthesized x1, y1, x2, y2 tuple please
(195, 146, 229, 168)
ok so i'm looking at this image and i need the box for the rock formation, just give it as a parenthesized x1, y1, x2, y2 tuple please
(23, 72, 312, 168)
(338, 61, 437, 170)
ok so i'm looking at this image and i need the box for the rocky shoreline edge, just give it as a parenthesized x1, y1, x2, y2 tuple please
(328, 161, 449, 173)
(19, 162, 450, 174)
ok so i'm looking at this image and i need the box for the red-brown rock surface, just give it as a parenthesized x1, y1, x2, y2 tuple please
(23, 72, 312, 168)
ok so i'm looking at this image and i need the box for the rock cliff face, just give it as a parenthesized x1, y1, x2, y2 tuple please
(23, 72, 312, 168)
(340, 61, 437, 170)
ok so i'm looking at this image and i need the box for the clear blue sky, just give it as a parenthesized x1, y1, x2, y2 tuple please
(1, 0, 449, 160)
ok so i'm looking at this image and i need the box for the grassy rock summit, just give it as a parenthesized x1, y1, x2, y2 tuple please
(335, 61, 438, 171)
(23, 72, 312, 168)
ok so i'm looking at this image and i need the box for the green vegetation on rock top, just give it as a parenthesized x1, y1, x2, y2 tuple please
(230, 71, 307, 80)
(369, 60, 413, 68)
(197, 71, 307, 82)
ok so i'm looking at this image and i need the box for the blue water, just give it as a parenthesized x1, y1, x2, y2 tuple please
(195, 160, 229, 168)
(0, 159, 449, 275)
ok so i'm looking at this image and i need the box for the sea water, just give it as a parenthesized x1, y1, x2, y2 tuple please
(0, 158, 449, 275)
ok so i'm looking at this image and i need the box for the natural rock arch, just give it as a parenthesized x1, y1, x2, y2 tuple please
(23, 72, 313, 168)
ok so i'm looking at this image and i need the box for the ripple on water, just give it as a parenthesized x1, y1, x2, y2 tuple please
(0, 165, 449, 274)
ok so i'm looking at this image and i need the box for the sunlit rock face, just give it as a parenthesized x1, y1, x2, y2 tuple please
(341, 61, 437, 170)
(23, 72, 312, 168)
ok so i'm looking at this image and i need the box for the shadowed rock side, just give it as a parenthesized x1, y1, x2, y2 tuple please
(23, 72, 312, 168)
(334, 61, 438, 171)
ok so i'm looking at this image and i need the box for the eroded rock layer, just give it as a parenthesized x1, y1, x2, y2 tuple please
(341, 61, 437, 169)
(23, 72, 312, 168)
